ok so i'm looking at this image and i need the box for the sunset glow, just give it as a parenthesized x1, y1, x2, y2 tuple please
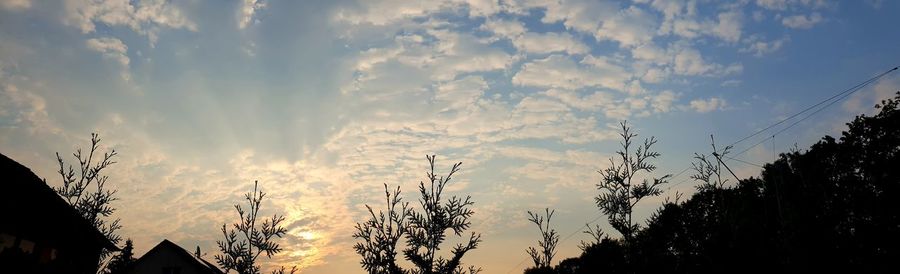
(2, 1, 899, 273)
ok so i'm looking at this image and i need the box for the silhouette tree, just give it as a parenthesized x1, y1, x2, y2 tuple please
(525, 208, 559, 270)
(353, 183, 410, 274)
(215, 181, 291, 274)
(53, 133, 122, 271)
(595, 121, 671, 242)
(534, 92, 900, 274)
(578, 224, 605, 252)
(404, 155, 482, 274)
(105, 239, 135, 274)
(690, 136, 732, 190)
(354, 155, 482, 274)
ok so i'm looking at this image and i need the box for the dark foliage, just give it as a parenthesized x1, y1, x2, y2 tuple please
(534, 92, 900, 274)
(595, 121, 671, 242)
(215, 181, 293, 274)
(53, 133, 122, 271)
(525, 208, 559, 270)
(353, 155, 482, 274)
(105, 239, 135, 274)
(353, 184, 410, 274)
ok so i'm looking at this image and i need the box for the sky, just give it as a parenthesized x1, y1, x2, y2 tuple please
(1, 0, 899, 273)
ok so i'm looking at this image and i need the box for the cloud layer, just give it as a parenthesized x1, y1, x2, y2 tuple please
(3, 1, 893, 273)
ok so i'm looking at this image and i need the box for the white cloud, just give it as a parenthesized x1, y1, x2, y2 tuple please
(741, 35, 790, 56)
(756, 0, 790, 10)
(1, 0, 30, 11)
(346, 29, 512, 94)
(0, 84, 58, 134)
(721, 79, 743, 87)
(782, 12, 823, 29)
(480, 18, 525, 40)
(651, 90, 678, 113)
(631, 43, 668, 64)
(512, 54, 630, 91)
(539, 0, 618, 34)
(457, 0, 502, 17)
(545, 88, 678, 119)
(238, 0, 266, 29)
(426, 30, 513, 81)
(334, 0, 449, 25)
(843, 75, 900, 114)
(595, 5, 658, 47)
(641, 67, 669, 83)
(545, 89, 615, 111)
(689, 97, 727, 113)
(712, 11, 743, 43)
(86, 37, 129, 67)
(673, 47, 742, 77)
(435, 75, 488, 111)
(63, 0, 198, 44)
(86, 37, 131, 80)
(513, 32, 590, 55)
(756, 0, 830, 10)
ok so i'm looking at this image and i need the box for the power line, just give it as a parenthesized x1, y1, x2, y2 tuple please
(733, 66, 897, 157)
(504, 66, 896, 274)
(726, 66, 897, 149)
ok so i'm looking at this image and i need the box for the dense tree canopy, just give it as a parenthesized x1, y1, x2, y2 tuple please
(535, 92, 900, 274)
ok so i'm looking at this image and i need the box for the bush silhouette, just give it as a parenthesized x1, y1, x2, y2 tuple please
(354, 155, 482, 274)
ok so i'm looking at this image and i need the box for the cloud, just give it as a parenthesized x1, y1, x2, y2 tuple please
(513, 32, 590, 55)
(631, 42, 668, 64)
(512, 54, 630, 91)
(843, 75, 900, 114)
(544, 89, 614, 112)
(86, 37, 130, 66)
(537, 0, 618, 33)
(334, 0, 509, 25)
(756, 0, 790, 10)
(673, 47, 743, 77)
(756, 0, 830, 10)
(641, 67, 668, 83)
(721, 79, 742, 87)
(63, 0, 198, 44)
(1, 0, 30, 11)
(782, 12, 823, 29)
(650, 1, 742, 43)
(481, 18, 525, 39)
(458, 0, 502, 17)
(595, 5, 658, 47)
(85, 37, 131, 80)
(651, 90, 678, 113)
(424, 30, 514, 81)
(435, 75, 488, 111)
(689, 97, 727, 113)
(0, 84, 59, 134)
(741, 35, 790, 56)
(335, 1, 436, 25)
(345, 29, 512, 97)
(711, 11, 743, 43)
(482, 19, 589, 55)
(238, 0, 266, 29)
(545, 88, 678, 119)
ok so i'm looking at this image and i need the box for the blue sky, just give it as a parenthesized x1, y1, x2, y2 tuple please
(1, 0, 899, 273)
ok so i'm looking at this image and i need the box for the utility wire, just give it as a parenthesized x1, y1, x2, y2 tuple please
(733, 66, 897, 157)
(504, 66, 896, 274)
(726, 66, 897, 149)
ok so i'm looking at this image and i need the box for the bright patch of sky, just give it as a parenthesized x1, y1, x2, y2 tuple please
(1, 0, 899, 273)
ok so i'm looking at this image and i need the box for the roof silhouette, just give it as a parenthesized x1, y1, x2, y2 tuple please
(0, 152, 118, 251)
(132, 239, 224, 274)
